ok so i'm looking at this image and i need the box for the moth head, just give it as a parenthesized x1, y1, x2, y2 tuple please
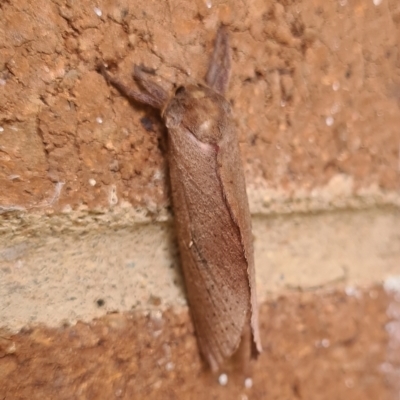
(162, 84, 231, 144)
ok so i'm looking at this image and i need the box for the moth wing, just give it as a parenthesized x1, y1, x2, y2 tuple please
(217, 124, 263, 356)
(168, 133, 251, 370)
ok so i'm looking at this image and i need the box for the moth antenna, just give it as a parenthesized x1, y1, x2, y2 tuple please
(205, 25, 232, 94)
(97, 63, 167, 110)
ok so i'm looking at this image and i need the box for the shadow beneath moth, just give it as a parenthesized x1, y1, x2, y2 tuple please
(99, 26, 262, 372)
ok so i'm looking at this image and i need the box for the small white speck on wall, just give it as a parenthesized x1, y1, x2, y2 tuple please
(94, 7, 102, 17)
(321, 338, 330, 348)
(205, 0, 212, 9)
(218, 373, 228, 386)
(373, 0, 382, 5)
(315, 338, 331, 348)
(0, 126, 4, 132)
(384, 276, 400, 294)
(345, 286, 361, 298)
(326, 116, 334, 126)
(332, 81, 340, 91)
(62, 204, 72, 213)
(244, 377, 253, 389)
(96, 117, 103, 124)
(165, 362, 174, 371)
(89, 178, 96, 187)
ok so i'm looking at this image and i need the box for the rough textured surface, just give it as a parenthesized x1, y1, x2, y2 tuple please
(1, 0, 399, 213)
(1, 286, 399, 400)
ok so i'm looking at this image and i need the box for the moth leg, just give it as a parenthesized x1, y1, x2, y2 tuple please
(205, 26, 232, 95)
(133, 65, 169, 108)
(98, 64, 167, 110)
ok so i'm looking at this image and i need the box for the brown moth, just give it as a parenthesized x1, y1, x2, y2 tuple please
(99, 26, 262, 371)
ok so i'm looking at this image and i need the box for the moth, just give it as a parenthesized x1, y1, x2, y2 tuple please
(99, 26, 262, 371)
